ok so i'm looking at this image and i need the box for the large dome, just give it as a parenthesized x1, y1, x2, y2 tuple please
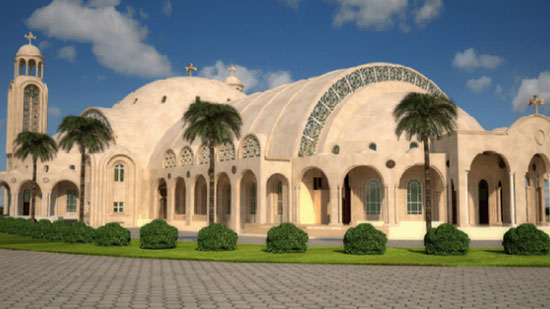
(16, 44, 43, 58)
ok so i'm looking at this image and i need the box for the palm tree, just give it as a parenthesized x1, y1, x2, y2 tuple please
(13, 132, 58, 223)
(58, 116, 111, 222)
(183, 97, 242, 225)
(393, 92, 457, 233)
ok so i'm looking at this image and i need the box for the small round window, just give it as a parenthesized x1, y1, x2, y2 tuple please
(369, 143, 377, 151)
(410, 142, 418, 149)
(70, 165, 75, 170)
(332, 145, 340, 155)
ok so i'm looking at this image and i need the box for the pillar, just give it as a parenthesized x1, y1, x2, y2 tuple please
(185, 179, 192, 226)
(231, 179, 240, 233)
(257, 178, 265, 225)
(465, 170, 470, 226)
(510, 172, 515, 226)
(167, 181, 175, 222)
(329, 186, 339, 225)
(384, 185, 390, 224)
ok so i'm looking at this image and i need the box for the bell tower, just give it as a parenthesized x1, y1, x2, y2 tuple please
(5, 32, 49, 170)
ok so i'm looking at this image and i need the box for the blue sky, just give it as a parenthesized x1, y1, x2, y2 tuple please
(0, 0, 549, 174)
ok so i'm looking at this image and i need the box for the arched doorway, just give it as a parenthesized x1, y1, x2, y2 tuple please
(49, 181, 79, 218)
(451, 179, 457, 225)
(478, 179, 489, 224)
(526, 154, 548, 224)
(216, 173, 231, 225)
(299, 168, 329, 225)
(398, 165, 445, 222)
(174, 177, 186, 218)
(240, 170, 257, 227)
(18, 181, 42, 217)
(341, 166, 384, 225)
(157, 179, 167, 219)
(266, 174, 289, 224)
(194, 175, 207, 221)
(0, 182, 11, 216)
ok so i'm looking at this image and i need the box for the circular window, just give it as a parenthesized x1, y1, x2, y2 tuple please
(386, 160, 395, 169)
(70, 165, 75, 170)
(332, 145, 340, 155)
(369, 143, 377, 151)
(410, 142, 418, 149)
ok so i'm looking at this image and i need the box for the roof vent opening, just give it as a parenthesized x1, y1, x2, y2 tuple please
(161, 95, 167, 103)
(369, 143, 377, 151)
(133, 98, 138, 104)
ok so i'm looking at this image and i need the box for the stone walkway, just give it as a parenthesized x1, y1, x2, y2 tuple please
(1, 249, 548, 308)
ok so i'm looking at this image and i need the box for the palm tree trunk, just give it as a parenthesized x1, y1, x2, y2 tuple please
(208, 135, 215, 225)
(79, 145, 86, 223)
(423, 134, 432, 233)
(30, 157, 37, 224)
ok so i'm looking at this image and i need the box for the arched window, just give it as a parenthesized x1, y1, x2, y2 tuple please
(241, 135, 260, 158)
(198, 144, 210, 165)
(163, 150, 176, 168)
(218, 141, 235, 162)
(365, 179, 381, 215)
(114, 164, 124, 182)
(179, 147, 194, 166)
(23, 85, 40, 132)
(250, 183, 257, 214)
(410, 142, 418, 149)
(407, 179, 422, 215)
(277, 182, 283, 215)
(66, 189, 78, 213)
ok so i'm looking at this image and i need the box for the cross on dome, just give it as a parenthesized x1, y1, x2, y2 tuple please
(528, 94, 544, 114)
(24, 32, 36, 45)
(228, 65, 237, 76)
(185, 63, 197, 76)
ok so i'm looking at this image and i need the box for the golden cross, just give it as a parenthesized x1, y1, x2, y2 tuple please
(528, 94, 544, 115)
(228, 65, 237, 76)
(185, 63, 197, 76)
(24, 32, 36, 45)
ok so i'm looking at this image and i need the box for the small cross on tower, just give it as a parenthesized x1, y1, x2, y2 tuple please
(228, 65, 237, 76)
(185, 63, 197, 76)
(528, 94, 544, 115)
(24, 32, 36, 45)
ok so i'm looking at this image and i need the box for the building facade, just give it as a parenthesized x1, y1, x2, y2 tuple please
(1, 38, 549, 239)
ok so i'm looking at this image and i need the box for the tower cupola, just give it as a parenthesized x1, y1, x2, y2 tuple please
(14, 32, 45, 79)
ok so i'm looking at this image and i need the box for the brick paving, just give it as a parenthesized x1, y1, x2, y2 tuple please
(0, 249, 548, 308)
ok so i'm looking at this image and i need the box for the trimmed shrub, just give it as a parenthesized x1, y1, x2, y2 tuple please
(266, 223, 308, 253)
(94, 222, 131, 246)
(424, 223, 470, 256)
(343, 223, 387, 255)
(11, 218, 33, 237)
(503, 223, 550, 255)
(63, 222, 95, 244)
(30, 219, 53, 239)
(140, 219, 178, 249)
(197, 223, 238, 251)
(43, 220, 68, 242)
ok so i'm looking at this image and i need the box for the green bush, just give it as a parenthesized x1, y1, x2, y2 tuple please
(43, 220, 68, 242)
(11, 218, 33, 237)
(424, 223, 470, 256)
(140, 219, 178, 249)
(197, 223, 238, 251)
(30, 219, 53, 239)
(94, 222, 131, 246)
(503, 223, 550, 255)
(63, 222, 95, 244)
(343, 223, 387, 255)
(266, 223, 308, 253)
(0, 217, 14, 233)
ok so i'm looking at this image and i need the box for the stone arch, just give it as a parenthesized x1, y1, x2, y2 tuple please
(298, 64, 447, 157)
(240, 170, 258, 227)
(216, 172, 231, 225)
(341, 165, 385, 225)
(398, 165, 445, 222)
(525, 154, 548, 225)
(0, 182, 11, 216)
(162, 150, 176, 168)
(28, 59, 36, 76)
(193, 175, 207, 219)
(179, 146, 194, 166)
(174, 177, 186, 217)
(468, 152, 510, 225)
(156, 178, 167, 220)
(81, 108, 112, 132)
(239, 135, 261, 158)
(217, 141, 235, 162)
(18, 58, 26, 75)
(299, 167, 330, 225)
(17, 180, 42, 217)
(266, 173, 289, 224)
(49, 180, 79, 218)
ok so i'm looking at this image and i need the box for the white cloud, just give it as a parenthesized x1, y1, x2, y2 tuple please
(88, 0, 121, 8)
(414, 0, 443, 27)
(279, 0, 300, 9)
(48, 105, 61, 117)
(453, 48, 503, 72)
(26, 0, 172, 78)
(333, 0, 408, 31)
(57, 45, 76, 62)
(467, 76, 491, 93)
(512, 71, 550, 113)
(199, 60, 293, 92)
(38, 40, 50, 50)
(139, 8, 149, 19)
(494, 84, 503, 95)
(162, 0, 172, 16)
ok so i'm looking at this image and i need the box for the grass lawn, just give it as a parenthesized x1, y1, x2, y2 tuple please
(0, 233, 549, 267)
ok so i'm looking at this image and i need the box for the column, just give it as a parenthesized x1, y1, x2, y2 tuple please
(13, 193, 18, 217)
(465, 170, 470, 226)
(295, 186, 300, 223)
(185, 179, 193, 226)
(510, 172, 515, 226)
(231, 181, 240, 233)
(329, 186, 339, 225)
(385, 185, 389, 224)
(393, 185, 398, 224)
(257, 179, 265, 225)
(167, 182, 175, 222)
(337, 185, 342, 224)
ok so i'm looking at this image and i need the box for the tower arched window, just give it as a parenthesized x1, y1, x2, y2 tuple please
(114, 164, 124, 182)
(407, 179, 422, 215)
(23, 84, 40, 132)
(365, 179, 381, 215)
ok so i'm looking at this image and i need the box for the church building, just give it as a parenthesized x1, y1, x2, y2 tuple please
(1, 35, 549, 239)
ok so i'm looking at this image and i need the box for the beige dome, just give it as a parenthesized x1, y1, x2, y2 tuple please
(16, 44, 43, 58)
(224, 75, 244, 92)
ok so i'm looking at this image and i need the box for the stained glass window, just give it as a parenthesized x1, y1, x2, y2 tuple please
(66, 189, 77, 213)
(198, 144, 210, 165)
(365, 179, 381, 215)
(241, 135, 260, 158)
(179, 147, 194, 166)
(218, 142, 235, 162)
(163, 150, 176, 168)
(23, 85, 39, 132)
(407, 179, 422, 215)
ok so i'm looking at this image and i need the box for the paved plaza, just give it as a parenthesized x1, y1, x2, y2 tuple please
(0, 249, 549, 308)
